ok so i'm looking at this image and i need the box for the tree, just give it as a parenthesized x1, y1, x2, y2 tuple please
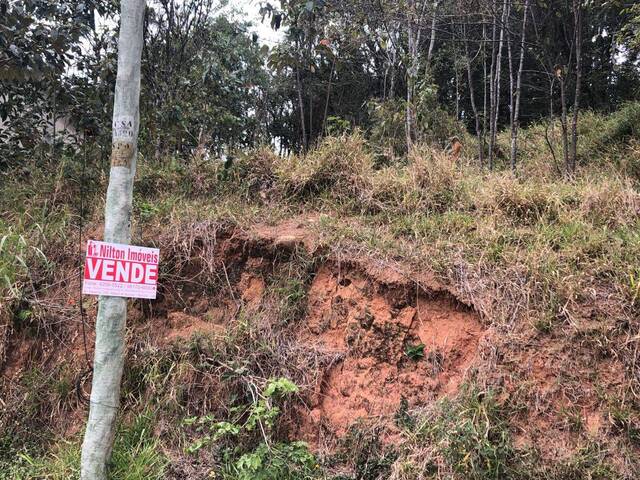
(142, 2, 268, 157)
(0, 0, 112, 166)
(80, 0, 145, 478)
(569, 0, 582, 174)
(509, 0, 530, 171)
(489, 0, 509, 170)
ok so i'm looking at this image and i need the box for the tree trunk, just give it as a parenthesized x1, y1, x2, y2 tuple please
(406, 0, 417, 151)
(569, 0, 582, 174)
(464, 24, 483, 166)
(488, 0, 498, 169)
(482, 22, 488, 167)
(322, 58, 335, 137)
(559, 70, 569, 171)
(80, 1, 145, 478)
(295, 64, 308, 152)
(425, 0, 439, 73)
(389, 34, 397, 99)
(490, 0, 509, 169)
(507, 24, 514, 131)
(510, 0, 529, 171)
(455, 64, 460, 120)
(308, 91, 313, 145)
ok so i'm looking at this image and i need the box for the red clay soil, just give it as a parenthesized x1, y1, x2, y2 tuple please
(1, 217, 486, 452)
(295, 263, 484, 445)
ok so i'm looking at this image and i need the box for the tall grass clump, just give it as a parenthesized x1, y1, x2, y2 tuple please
(496, 102, 640, 179)
(0, 412, 166, 480)
(388, 387, 516, 480)
(275, 133, 375, 201)
(365, 147, 468, 215)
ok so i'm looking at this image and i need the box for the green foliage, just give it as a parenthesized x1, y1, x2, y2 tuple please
(263, 377, 299, 397)
(367, 99, 408, 163)
(231, 441, 318, 480)
(141, 9, 270, 157)
(404, 343, 425, 361)
(416, 388, 513, 479)
(414, 79, 465, 146)
(0, 412, 166, 480)
(184, 377, 315, 479)
(620, 4, 640, 50)
(0, 0, 115, 164)
(326, 116, 351, 136)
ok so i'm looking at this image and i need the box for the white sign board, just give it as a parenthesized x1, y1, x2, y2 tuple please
(83, 240, 159, 299)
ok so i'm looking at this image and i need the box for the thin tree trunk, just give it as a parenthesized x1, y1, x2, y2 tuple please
(322, 58, 335, 137)
(510, 0, 529, 171)
(406, 0, 416, 151)
(559, 70, 569, 170)
(80, 1, 145, 478)
(488, 1, 498, 168)
(308, 92, 313, 145)
(389, 34, 397, 98)
(455, 66, 460, 120)
(464, 24, 483, 166)
(569, 0, 582, 174)
(507, 24, 514, 131)
(425, 0, 439, 73)
(482, 22, 488, 166)
(490, 0, 509, 169)
(295, 65, 308, 152)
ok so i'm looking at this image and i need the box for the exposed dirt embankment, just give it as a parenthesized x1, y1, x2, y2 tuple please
(3, 215, 640, 478)
(152, 218, 486, 445)
(2, 217, 485, 451)
(297, 261, 483, 444)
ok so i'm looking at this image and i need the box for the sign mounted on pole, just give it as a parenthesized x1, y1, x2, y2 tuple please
(82, 240, 159, 299)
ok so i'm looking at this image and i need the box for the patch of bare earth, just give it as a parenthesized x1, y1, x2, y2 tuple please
(4, 215, 636, 473)
(294, 262, 484, 446)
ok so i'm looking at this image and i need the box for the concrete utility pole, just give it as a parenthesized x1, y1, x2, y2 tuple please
(80, 0, 145, 478)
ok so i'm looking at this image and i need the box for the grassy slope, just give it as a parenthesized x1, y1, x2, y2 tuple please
(1, 106, 640, 479)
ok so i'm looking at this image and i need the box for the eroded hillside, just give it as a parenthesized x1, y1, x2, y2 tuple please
(2, 124, 640, 478)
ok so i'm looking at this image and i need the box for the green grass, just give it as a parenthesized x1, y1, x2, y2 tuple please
(0, 412, 166, 480)
(414, 387, 514, 479)
(1, 107, 639, 479)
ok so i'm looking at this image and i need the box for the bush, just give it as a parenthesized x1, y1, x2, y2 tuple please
(275, 133, 374, 200)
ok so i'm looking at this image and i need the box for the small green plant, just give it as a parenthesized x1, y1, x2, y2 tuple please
(405, 343, 425, 361)
(137, 201, 160, 221)
(608, 402, 640, 446)
(274, 278, 308, 323)
(184, 378, 316, 479)
(394, 396, 415, 430)
(232, 441, 317, 480)
(559, 406, 584, 433)
(326, 116, 351, 136)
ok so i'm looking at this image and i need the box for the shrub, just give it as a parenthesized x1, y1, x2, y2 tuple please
(275, 133, 374, 200)
(184, 378, 318, 479)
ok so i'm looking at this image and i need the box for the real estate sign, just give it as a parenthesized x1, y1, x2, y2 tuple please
(82, 240, 159, 299)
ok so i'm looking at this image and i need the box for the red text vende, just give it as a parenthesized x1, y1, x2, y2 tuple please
(85, 258, 158, 284)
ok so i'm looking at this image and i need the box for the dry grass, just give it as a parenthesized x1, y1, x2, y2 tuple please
(2, 107, 640, 478)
